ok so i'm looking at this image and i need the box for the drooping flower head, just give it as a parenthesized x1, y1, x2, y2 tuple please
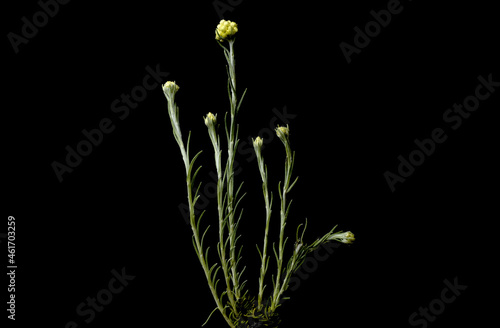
(215, 20, 238, 41)
(328, 231, 355, 244)
(275, 124, 290, 141)
(162, 81, 180, 102)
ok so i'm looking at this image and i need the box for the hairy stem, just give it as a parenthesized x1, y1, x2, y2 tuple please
(270, 136, 294, 311)
(208, 125, 238, 312)
(225, 39, 242, 300)
(167, 97, 234, 328)
(256, 149, 272, 310)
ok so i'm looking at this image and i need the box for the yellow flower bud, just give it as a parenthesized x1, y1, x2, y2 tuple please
(275, 125, 290, 140)
(215, 20, 239, 41)
(328, 231, 355, 244)
(162, 81, 180, 101)
(204, 112, 217, 127)
(253, 136, 263, 149)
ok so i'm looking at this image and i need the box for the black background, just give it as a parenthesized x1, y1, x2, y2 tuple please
(3, 0, 498, 327)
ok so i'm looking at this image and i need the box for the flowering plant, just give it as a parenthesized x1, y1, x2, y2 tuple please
(162, 20, 354, 328)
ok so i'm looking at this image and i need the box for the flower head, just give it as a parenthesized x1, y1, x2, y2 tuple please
(215, 20, 238, 41)
(162, 81, 180, 101)
(204, 112, 217, 128)
(253, 136, 263, 149)
(328, 231, 355, 244)
(275, 124, 290, 140)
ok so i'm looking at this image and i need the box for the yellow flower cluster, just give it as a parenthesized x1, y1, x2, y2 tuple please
(162, 81, 179, 94)
(275, 125, 290, 140)
(215, 20, 238, 41)
(162, 81, 180, 102)
(253, 136, 263, 148)
(204, 112, 217, 127)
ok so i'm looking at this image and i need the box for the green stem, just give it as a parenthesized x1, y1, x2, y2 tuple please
(208, 127, 238, 313)
(225, 39, 242, 300)
(274, 245, 300, 307)
(270, 138, 294, 311)
(167, 97, 235, 328)
(256, 152, 272, 310)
